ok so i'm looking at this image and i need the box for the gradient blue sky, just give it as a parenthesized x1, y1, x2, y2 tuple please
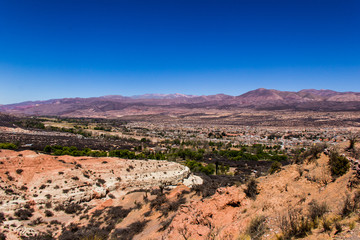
(0, 0, 359, 104)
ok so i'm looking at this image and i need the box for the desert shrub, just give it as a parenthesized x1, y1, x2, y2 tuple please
(45, 202, 52, 208)
(58, 223, 108, 240)
(150, 188, 161, 196)
(158, 196, 186, 217)
(5, 189, 14, 195)
(322, 217, 332, 232)
(247, 216, 267, 240)
(64, 203, 83, 214)
(192, 179, 222, 198)
(353, 191, 360, 209)
(75, 163, 82, 168)
(305, 143, 327, 162)
(54, 204, 64, 212)
(44, 210, 53, 217)
(50, 220, 61, 225)
(134, 201, 142, 210)
(308, 200, 328, 221)
(150, 195, 167, 210)
(334, 220, 342, 233)
(29, 217, 44, 226)
(112, 221, 148, 240)
(15, 208, 33, 220)
(244, 178, 258, 200)
(71, 176, 79, 181)
(144, 211, 151, 217)
(279, 208, 312, 239)
(349, 221, 356, 230)
(347, 133, 358, 151)
(16, 169, 23, 174)
(291, 148, 306, 164)
(106, 206, 132, 221)
(269, 161, 282, 174)
(329, 151, 350, 177)
(340, 193, 360, 217)
(0, 212, 5, 223)
(62, 189, 70, 194)
(0, 232, 5, 240)
(158, 216, 175, 232)
(97, 178, 106, 185)
(39, 184, 47, 190)
(22, 232, 55, 240)
(108, 193, 115, 199)
(24, 203, 32, 209)
(167, 196, 186, 212)
(45, 194, 52, 199)
(297, 166, 304, 177)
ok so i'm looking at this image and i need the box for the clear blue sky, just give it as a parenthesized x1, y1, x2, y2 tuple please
(0, 0, 359, 104)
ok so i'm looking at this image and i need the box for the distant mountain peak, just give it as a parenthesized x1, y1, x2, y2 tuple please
(1, 88, 360, 116)
(131, 93, 198, 99)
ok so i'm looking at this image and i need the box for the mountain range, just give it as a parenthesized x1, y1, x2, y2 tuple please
(1, 88, 360, 118)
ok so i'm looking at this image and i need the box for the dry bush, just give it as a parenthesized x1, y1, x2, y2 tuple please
(244, 178, 258, 200)
(278, 208, 312, 239)
(21, 232, 55, 240)
(44, 210, 53, 217)
(329, 151, 350, 177)
(322, 217, 332, 232)
(0, 233, 5, 240)
(306, 143, 327, 162)
(112, 220, 148, 240)
(347, 133, 358, 151)
(334, 220, 342, 234)
(158, 216, 175, 232)
(247, 216, 267, 240)
(269, 161, 282, 174)
(0, 212, 5, 224)
(64, 203, 83, 214)
(341, 192, 360, 217)
(308, 200, 328, 221)
(150, 194, 167, 211)
(15, 208, 33, 220)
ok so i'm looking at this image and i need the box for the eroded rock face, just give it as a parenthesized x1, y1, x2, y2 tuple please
(0, 150, 194, 212)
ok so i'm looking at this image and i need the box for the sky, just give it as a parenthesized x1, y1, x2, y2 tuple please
(0, 0, 359, 104)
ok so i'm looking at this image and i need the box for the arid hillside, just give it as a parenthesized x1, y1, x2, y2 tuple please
(0, 149, 201, 239)
(1, 143, 360, 239)
(162, 151, 360, 240)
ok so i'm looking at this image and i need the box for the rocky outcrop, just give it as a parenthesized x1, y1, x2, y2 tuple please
(0, 150, 197, 213)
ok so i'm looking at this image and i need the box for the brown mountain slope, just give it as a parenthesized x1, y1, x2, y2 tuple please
(1, 89, 360, 117)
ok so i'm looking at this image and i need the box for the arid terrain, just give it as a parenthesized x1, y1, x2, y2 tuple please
(0, 89, 360, 239)
(1, 143, 360, 239)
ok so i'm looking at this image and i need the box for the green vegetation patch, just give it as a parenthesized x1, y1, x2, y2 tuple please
(0, 142, 18, 150)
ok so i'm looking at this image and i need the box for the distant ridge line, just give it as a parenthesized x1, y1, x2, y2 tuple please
(1, 88, 360, 116)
